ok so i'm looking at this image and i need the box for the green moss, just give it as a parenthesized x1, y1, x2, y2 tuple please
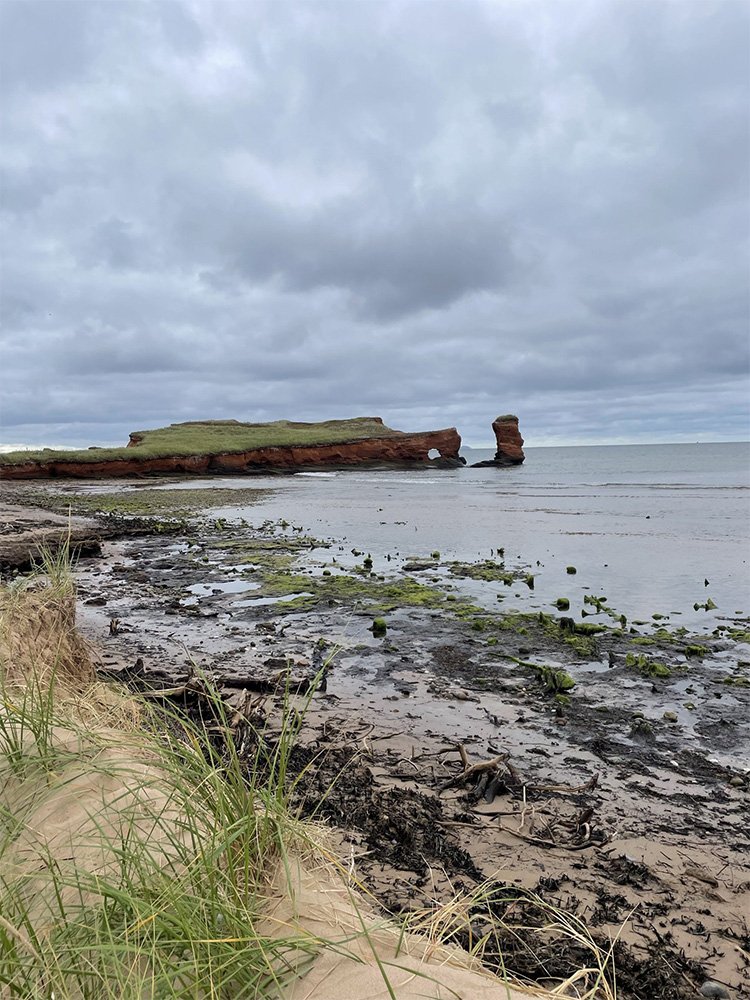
(566, 566, 577, 574)
(723, 675, 750, 687)
(431, 551, 441, 559)
(684, 645, 707, 658)
(555, 598, 570, 610)
(630, 637, 655, 646)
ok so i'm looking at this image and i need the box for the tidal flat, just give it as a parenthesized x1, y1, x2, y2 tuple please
(1, 478, 748, 999)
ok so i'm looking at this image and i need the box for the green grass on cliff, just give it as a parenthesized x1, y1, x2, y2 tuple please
(0, 417, 404, 466)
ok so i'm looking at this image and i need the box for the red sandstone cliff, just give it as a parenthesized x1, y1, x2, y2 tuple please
(492, 414, 525, 464)
(0, 427, 462, 480)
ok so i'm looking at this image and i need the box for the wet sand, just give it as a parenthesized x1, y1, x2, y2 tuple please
(1, 482, 748, 998)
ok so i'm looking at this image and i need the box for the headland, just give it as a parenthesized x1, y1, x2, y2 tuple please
(0, 417, 463, 479)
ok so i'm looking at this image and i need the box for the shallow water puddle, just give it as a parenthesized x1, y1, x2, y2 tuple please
(186, 580, 259, 596)
(231, 592, 314, 608)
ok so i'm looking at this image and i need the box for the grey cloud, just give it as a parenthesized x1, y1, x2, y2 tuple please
(0, 0, 748, 449)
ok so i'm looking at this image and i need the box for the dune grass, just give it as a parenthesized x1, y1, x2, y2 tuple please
(0, 572, 325, 997)
(0, 548, 614, 999)
(0, 418, 404, 467)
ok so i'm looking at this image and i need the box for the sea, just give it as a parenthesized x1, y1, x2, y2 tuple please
(149, 441, 750, 634)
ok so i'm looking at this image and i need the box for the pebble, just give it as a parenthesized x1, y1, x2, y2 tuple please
(663, 711, 678, 722)
(699, 982, 730, 999)
(728, 776, 744, 788)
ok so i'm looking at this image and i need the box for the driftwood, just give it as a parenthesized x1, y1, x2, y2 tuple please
(440, 743, 605, 848)
(439, 743, 508, 792)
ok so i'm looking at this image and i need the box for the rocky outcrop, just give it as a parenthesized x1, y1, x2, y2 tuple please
(0, 506, 101, 571)
(0, 427, 463, 480)
(471, 414, 525, 468)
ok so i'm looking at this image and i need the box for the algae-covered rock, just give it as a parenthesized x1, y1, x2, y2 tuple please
(371, 617, 387, 638)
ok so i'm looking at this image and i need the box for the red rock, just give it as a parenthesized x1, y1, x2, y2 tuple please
(492, 414, 525, 465)
(0, 426, 462, 480)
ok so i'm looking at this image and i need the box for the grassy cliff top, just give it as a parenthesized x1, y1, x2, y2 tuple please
(0, 417, 406, 466)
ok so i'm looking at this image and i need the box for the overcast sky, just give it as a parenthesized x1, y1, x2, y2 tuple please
(1, 0, 748, 448)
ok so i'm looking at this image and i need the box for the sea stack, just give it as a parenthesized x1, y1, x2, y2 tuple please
(472, 414, 525, 467)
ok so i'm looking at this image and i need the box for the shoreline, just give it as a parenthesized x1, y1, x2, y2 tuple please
(1, 480, 748, 998)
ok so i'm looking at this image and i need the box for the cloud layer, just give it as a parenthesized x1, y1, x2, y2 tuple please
(1, 0, 748, 446)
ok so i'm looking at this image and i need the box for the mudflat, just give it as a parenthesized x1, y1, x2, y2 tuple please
(2, 480, 748, 999)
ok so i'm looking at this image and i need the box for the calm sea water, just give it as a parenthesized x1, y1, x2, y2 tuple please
(170, 442, 749, 631)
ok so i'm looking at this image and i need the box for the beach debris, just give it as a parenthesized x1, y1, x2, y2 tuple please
(439, 746, 603, 849)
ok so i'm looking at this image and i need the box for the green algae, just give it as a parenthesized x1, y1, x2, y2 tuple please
(257, 566, 445, 613)
(625, 652, 672, 678)
(33, 487, 265, 518)
(509, 656, 575, 695)
(694, 598, 717, 611)
(564, 634, 598, 657)
(723, 675, 750, 687)
(448, 561, 516, 585)
(371, 618, 387, 637)
(574, 622, 607, 635)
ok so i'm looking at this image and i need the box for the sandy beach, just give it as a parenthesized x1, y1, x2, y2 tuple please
(2, 478, 747, 998)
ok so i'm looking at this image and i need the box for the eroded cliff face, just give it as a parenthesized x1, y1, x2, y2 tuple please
(469, 414, 525, 468)
(492, 414, 525, 464)
(1, 428, 462, 480)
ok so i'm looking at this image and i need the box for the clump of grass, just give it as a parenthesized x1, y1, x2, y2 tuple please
(0, 587, 324, 997)
(404, 881, 622, 1000)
